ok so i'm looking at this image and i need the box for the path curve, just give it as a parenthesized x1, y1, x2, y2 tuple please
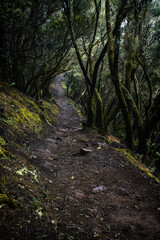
(31, 75, 160, 239)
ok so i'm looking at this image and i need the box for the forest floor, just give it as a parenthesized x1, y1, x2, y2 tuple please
(1, 75, 160, 240)
(30, 75, 160, 239)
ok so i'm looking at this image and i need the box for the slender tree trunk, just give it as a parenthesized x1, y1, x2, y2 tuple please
(94, 88, 104, 130)
(63, 0, 94, 126)
(106, 0, 133, 149)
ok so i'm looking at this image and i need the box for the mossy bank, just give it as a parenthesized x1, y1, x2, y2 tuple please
(0, 82, 59, 239)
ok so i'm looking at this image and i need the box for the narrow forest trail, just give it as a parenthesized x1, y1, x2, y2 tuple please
(31, 75, 160, 240)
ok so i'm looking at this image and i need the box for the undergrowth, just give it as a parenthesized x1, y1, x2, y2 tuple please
(116, 148, 160, 183)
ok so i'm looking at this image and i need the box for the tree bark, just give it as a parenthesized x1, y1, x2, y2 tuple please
(106, 0, 133, 149)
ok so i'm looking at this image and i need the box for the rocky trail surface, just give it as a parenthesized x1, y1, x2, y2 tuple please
(30, 75, 160, 240)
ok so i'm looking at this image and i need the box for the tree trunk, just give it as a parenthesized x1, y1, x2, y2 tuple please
(106, 0, 133, 149)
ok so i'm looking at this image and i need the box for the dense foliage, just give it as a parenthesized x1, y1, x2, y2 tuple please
(0, 0, 71, 100)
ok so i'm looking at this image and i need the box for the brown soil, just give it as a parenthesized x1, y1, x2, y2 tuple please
(1, 75, 160, 240)
(30, 75, 160, 239)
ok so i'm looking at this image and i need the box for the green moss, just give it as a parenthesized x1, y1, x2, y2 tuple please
(77, 110, 82, 117)
(18, 107, 41, 125)
(8, 99, 41, 126)
(0, 94, 44, 135)
(1, 85, 58, 130)
(78, 137, 86, 142)
(116, 148, 160, 183)
(0, 137, 6, 146)
(0, 147, 6, 158)
(0, 194, 18, 209)
(106, 138, 112, 144)
(41, 100, 58, 122)
(0, 147, 15, 159)
(61, 81, 67, 90)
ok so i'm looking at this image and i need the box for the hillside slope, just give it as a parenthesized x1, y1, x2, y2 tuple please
(0, 78, 160, 240)
(0, 82, 58, 239)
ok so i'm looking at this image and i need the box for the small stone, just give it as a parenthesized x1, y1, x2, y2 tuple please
(79, 147, 93, 155)
(46, 138, 56, 143)
(157, 207, 160, 211)
(54, 203, 63, 210)
(56, 136, 63, 141)
(119, 187, 129, 196)
(59, 128, 68, 132)
(86, 143, 91, 147)
(30, 155, 37, 160)
(78, 229, 88, 235)
(75, 190, 85, 198)
(134, 205, 138, 209)
(96, 142, 104, 148)
(92, 185, 105, 193)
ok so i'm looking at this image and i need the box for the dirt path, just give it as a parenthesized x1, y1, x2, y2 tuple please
(31, 75, 160, 240)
